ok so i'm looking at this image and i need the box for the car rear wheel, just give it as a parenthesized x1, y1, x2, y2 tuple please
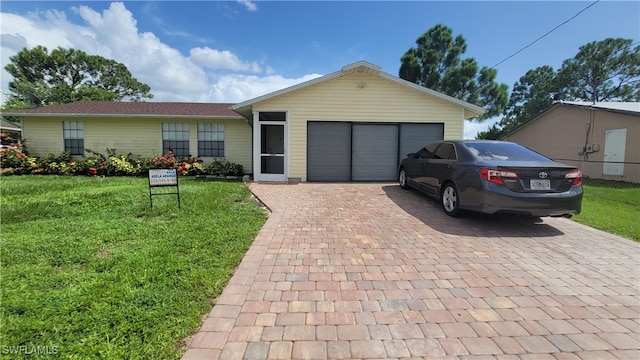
(399, 168, 409, 190)
(441, 182, 461, 217)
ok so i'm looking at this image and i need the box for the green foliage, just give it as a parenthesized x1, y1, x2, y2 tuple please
(479, 38, 640, 139)
(149, 151, 206, 176)
(399, 24, 508, 119)
(475, 124, 505, 140)
(558, 38, 640, 102)
(0, 176, 267, 359)
(573, 182, 640, 241)
(0, 133, 37, 175)
(4, 46, 153, 107)
(479, 66, 558, 139)
(2, 145, 237, 178)
(206, 159, 244, 176)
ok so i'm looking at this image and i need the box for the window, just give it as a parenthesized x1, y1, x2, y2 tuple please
(465, 142, 550, 162)
(433, 143, 457, 160)
(197, 123, 224, 157)
(63, 121, 84, 155)
(416, 143, 439, 159)
(162, 123, 190, 157)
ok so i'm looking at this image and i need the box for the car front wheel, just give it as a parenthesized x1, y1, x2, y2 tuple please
(441, 182, 461, 217)
(399, 168, 409, 190)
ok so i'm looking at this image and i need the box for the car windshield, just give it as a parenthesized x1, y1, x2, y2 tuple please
(464, 142, 550, 162)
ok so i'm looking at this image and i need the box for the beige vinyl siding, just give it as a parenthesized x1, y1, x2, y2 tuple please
(21, 116, 252, 173)
(86, 117, 160, 157)
(213, 120, 252, 174)
(22, 117, 64, 156)
(251, 72, 464, 181)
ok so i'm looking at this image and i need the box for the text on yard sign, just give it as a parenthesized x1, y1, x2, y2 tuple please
(149, 169, 178, 186)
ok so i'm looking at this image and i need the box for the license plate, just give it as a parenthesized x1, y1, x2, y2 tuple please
(530, 179, 551, 190)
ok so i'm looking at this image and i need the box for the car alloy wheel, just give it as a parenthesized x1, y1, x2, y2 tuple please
(441, 183, 460, 217)
(399, 168, 409, 189)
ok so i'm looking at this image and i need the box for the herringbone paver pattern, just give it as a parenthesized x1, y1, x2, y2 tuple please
(183, 183, 640, 359)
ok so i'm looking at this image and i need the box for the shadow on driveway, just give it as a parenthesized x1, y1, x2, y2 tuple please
(382, 184, 565, 238)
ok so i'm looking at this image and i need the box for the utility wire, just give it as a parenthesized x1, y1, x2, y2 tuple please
(490, 0, 600, 69)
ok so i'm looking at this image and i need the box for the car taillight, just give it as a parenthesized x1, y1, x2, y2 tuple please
(479, 168, 518, 185)
(565, 169, 583, 186)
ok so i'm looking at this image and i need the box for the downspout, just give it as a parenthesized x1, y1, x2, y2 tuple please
(582, 107, 596, 161)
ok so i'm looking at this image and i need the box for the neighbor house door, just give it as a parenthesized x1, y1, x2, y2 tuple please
(603, 128, 626, 176)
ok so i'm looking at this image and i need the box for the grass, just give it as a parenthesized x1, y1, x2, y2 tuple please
(573, 180, 640, 242)
(0, 176, 267, 359)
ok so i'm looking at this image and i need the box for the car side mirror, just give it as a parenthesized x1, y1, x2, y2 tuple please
(407, 153, 417, 158)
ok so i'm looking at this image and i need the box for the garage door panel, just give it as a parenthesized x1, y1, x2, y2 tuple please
(352, 124, 398, 181)
(307, 122, 351, 181)
(399, 123, 444, 162)
(308, 122, 444, 182)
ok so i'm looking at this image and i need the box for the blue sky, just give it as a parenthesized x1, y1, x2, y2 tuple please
(1, 1, 639, 138)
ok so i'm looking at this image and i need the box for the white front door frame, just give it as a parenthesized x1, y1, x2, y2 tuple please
(253, 111, 289, 182)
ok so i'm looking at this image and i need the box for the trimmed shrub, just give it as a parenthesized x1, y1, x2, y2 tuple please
(206, 159, 243, 176)
(2, 143, 237, 178)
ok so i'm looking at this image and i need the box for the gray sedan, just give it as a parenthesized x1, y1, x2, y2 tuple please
(398, 140, 583, 217)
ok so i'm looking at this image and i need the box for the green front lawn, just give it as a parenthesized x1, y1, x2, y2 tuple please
(573, 181, 640, 242)
(0, 176, 266, 359)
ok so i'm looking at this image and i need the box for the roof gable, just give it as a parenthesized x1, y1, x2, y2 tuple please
(232, 61, 485, 119)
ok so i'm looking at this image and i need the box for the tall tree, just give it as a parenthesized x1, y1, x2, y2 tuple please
(478, 38, 640, 139)
(4, 46, 153, 109)
(400, 24, 508, 119)
(493, 66, 558, 137)
(558, 38, 640, 102)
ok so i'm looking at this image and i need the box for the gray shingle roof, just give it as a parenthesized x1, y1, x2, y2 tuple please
(1, 118, 22, 131)
(0, 101, 242, 118)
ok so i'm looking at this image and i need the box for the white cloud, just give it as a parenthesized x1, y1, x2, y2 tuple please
(207, 73, 323, 103)
(189, 47, 262, 73)
(237, 0, 258, 12)
(0, 1, 312, 105)
(463, 117, 499, 140)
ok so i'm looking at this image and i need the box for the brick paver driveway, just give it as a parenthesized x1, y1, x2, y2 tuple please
(183, 183, 639, 360)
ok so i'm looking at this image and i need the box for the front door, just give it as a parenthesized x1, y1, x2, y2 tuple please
(255, 111, 288, 182)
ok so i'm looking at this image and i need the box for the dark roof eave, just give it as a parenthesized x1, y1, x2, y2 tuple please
(560, 102, 640, 117)
(0, 113, 245, 120)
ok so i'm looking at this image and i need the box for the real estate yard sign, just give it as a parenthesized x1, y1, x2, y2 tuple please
(148, 169, 180, 208)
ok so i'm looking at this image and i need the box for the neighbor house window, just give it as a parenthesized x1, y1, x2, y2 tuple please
(197, 123, 224, 157)
(63, 121, 84, 155)
(162, 123, 190, 157)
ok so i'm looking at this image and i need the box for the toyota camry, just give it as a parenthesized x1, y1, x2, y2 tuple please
(398, 140, 583, 217)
